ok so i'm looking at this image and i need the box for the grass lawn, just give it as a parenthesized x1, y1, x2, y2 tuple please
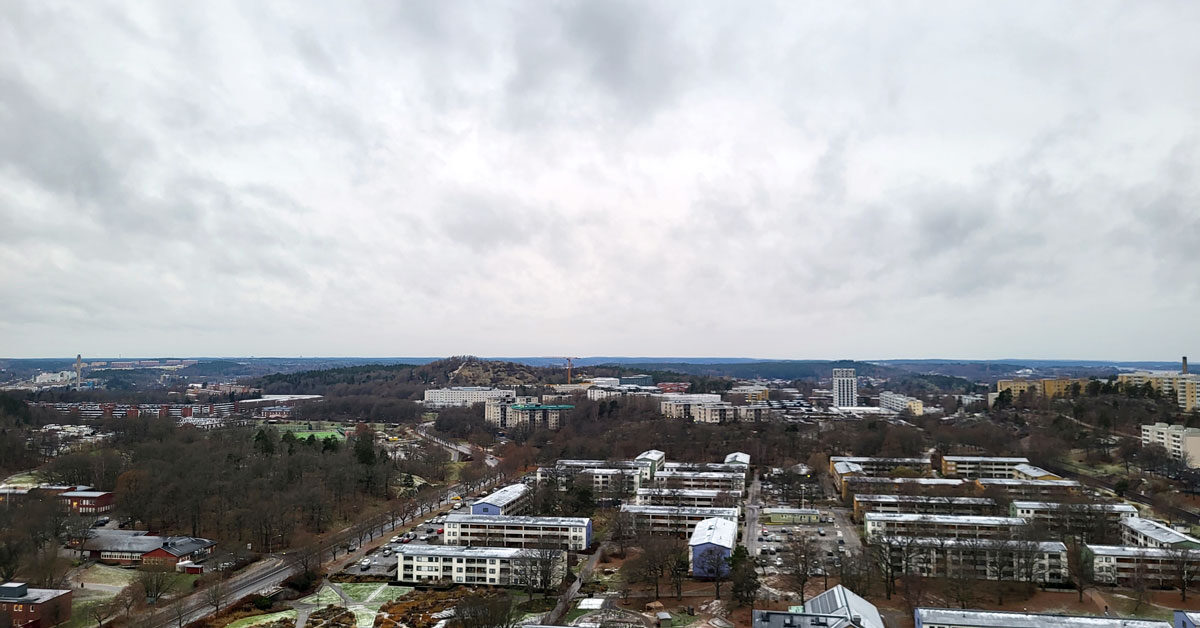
(81, 564, 138, 587)
(224, 610, 298, 628)
(2, 470, 39, 486)
(298, 586, 343, 606)
(350, 608, 376, 628)
(562, 608, 589, 623)
(336, 583, 385, 603)
(446, 462, 466, 482)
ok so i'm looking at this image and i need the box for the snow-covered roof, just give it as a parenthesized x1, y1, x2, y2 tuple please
(688, 517, 737, 549)
(915, 608, 1169, 628)
(476, 484, 528, 508)
(1122, 517, 1200, 546)
(724, 452, 751, 465)
(865, 512, 1025, 526)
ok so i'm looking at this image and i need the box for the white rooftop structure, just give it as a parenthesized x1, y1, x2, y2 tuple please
(1013, 463, 1055, 477)
(976, 478, 1081, 487)
(753, 585, 883, 628)
(636, 449, 666, 464)
(724, 452, 751, 465)
(1086, 544, 1200, 559)
(396, 545, 525, 559)
(865, 512, 1026, 526)
(688, 517, 738, 549)
(446, 513, 589, 527)
(620, 504, 740, 518)
(855, 494, 994, 504)
(1122, 517, 1200, 547)
(1010, 501, 1137, 513)
(943, 456, 1030, 463)
(477, 484, 529, 508)
(915, 608, 1169, 628)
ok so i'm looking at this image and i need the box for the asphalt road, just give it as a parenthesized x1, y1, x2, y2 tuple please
(743, 473, 762, 557)
(414, 424, 500, 467)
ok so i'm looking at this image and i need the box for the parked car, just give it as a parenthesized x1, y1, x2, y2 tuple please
(359, 559, 371, 571)
(817, 529, 826, 536)
(382, 549, 392, 556)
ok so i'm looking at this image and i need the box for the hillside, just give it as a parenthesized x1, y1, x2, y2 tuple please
(249, 357, 567, 397)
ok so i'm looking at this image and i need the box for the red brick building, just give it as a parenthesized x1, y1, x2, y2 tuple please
(57, 490, 114, 515)
(0, 583, 71, 628)
(81, 531, 216, 567)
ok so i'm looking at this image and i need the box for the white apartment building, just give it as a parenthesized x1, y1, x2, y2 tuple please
(1089, 544, 1200, 586)
(974, 478, 1081, 499)
(1121, 517, 1200, 549)
(878, 391, 924, 416)
(690, 402, 771, 423)
(1141, 422, 1200, 468)
(443, 514, 592, 551)
(395, 545, 565, 587)
(864, 513, 1026, 540)
(852, 495, 996, 519)
(620, 505, 739, 536)
(423, 387, 515, 408)
(881, 537, 1067, 584)
(832, 368, 858, 408)
(941, 456, 1030, 479)
(653, 470, 745, 492)
(635, 488, 742, 508)
(1009, 501, 1137, 528)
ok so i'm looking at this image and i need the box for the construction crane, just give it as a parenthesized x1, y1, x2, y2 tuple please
(561, 357, 580, 384)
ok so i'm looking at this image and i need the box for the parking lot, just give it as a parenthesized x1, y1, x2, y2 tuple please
(754, 477, 861, 577)
(339, 508, 460, 577)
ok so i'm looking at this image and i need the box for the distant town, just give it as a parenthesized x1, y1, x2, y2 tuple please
(3, 354, 1200, 628)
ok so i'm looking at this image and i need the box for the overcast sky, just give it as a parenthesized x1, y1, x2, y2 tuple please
(2, 2, 1198, 361)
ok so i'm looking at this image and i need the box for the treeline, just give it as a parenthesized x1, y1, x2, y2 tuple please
(0, 393, 60, 473)
(35, 417, 447, 552)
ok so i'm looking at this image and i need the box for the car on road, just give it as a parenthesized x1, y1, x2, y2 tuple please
(359, 559, 371, 571)
(817, 529, 826, 536)
(382, 549, 392, 556)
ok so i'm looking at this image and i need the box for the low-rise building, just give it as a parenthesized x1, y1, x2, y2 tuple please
(1121, 517, 1200, 549)
(840, 477, 969, 501)
(688, 518, 737, 577)
(724, 452, 751, 466)
(634, 488, 741, 508)
(864, 513, 1026, 540)
(394, 545, 565, 587)
(974, 478, 1081, 499)
(876, 537, 1067, 584)
(57, 490, 114, 515)
(1008, 501, 1136, 538)
(852, 495, 996, 521)
(1011, 464, 1060, 481)
(653, 470, 745, 492)
(1088, 544, 1200, 586)
(443, 514, 591, 551)
(620, 505, 739, 536)
(762, 508, 820, 524)
(941, 456, 1030, 479)
(80, 531, 216, 567)
(0, 582, 71, 628)
(472, 484, 532, 516)
(914, 608, 1168, 628)
(879, 391, 924, 416)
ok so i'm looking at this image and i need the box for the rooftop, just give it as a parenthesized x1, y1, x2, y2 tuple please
(915, 607, 1169, 628)
(753, 585, 884, 628)
(854, 494, 994, 504)
(762, 508, 820, 515)
(943, 456, 1031, 463)
(81, 533, 214, 556)
(654, 470, 744, 479)
(636, 488, 739, 497)
(1011, 501, 1137, 512)
(688, 517, 738, 549)
(865, 513, 1025, 525)
(476, 484, 529, 508)
(1086, 544, 1200, 559)
(976, 478, 1081, 487)
(1013, 463, 1055, 476)
(1122, 517, 1200, 546)
(847, 477, 966, 485)
(0, 582, 72, 604)
(397, 545, 527, 559)
(724, 452, 751, 465)
(620, 504, 740, 518)
(885, 536, 1066, 552)
(830, 456, 931, 464)
(446, 513, 589, 527)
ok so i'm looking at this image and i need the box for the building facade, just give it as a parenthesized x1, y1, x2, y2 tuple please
(0, 583, 71, 628)
(940, 456, 1031, 479)
(472, 484, 532, 516)
(1088, 544, 1200, 586)
(832, 369, 857, 408)
(877, 538, 1067, 584)
(1141, 422, 1200, 467)
(914, 608, 1168, 628)
(1121, 517, 1200, 549)
(688, 517, 737, 577)
(443, 514, 591, 551)
(620, 505, 739, 536)
(864, 513, 1026, 540)
(852, 495, 996, 521)
(423, 387, 515, 408)
(395, 546, 565, 587)
(879, 392, 924, 416)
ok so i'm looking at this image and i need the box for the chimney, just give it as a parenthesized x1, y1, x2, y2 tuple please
(1184, 356, 1189, 375)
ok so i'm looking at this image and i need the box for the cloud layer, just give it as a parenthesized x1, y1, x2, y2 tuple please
(2, 1, 1198, 360)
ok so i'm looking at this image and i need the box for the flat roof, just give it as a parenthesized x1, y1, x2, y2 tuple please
(1122, 517, 1200, 545)
(398, 545, 527, 559)
(847, 477, 966, 485)
(830, 456, 931, 464)
(476, 484, 529, 508)
(689, 517, 738, 548)
(854, 494, 994, 504)
(620, 504, 739, 518)
(636, 488, 739, 497)
(0, 584, 72, 604)
(1013, 463, 1055, 476)
(446, 514, 589, 527)
(763, 508, 820, 515)
(654, 470, 744, 479)
(915, 608, 1169, 628)
(943, 456, 1030, 463)
(1086, 544, 1200, 559)
(977, 478, 1081, 487)
(865, 513, 1025, 525)
(1011, 501, 1137, 512)
(885, 536, 1065, 552)
(59, 491, 111, 498)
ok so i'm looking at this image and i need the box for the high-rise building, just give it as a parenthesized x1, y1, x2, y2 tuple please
(832, 368, 857, 408)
